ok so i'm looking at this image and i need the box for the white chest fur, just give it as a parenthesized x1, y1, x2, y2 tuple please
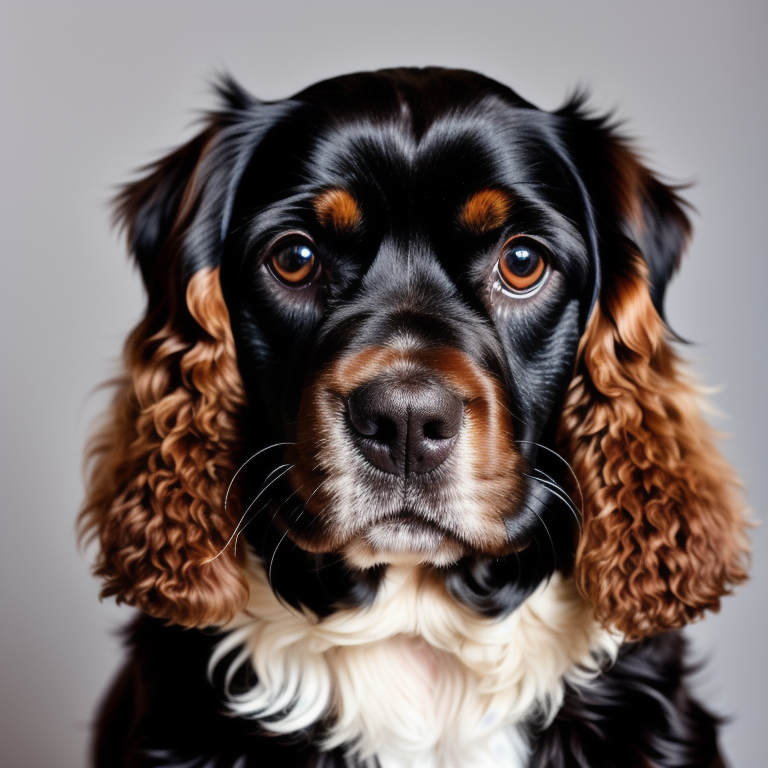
(212, 563, 619, 768)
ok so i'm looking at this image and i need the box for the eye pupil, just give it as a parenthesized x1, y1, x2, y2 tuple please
(505, 246, 537, 277)
(278, 244, 312, 272)
(270, 242, 318, 284)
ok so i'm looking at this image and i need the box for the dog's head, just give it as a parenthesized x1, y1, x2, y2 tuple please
(81, 69, 747, 641)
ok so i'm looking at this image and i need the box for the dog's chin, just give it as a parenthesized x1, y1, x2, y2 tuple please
(283, 507, 528, 568)
(339, 518, 470, 569)
(280, 501, 525, 568)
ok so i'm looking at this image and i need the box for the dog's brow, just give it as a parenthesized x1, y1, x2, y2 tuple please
(459, 189, 513, 234)
(313, 188, 363, 233)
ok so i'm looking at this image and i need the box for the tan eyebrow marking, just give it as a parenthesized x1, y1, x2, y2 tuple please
(459, 189, 513, 234)
(313, 188, 363, 233)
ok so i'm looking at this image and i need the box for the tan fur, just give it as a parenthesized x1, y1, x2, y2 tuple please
(79, 267, 249, 627)
(558, 254, 749, 640)
(459, 189, 512, 234)
(314, 188, 363, 233)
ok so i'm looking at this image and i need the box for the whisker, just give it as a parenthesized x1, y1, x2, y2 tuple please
(223, 442, 294, 516)
(237, 463, 294, 532)
(309, 549, 345, 575)
(497, 401, 535, 433)
(268, 507, 305, 585)
(522, 500, 557, 563)
(240, 478, 321, 553)
(514, 440, 585, 512)
(205, 463, 294, 563)
(258, 477, 320, 559)
(532, 465, 583, 518)
(233, 501, 270, 555)
(289, 498, 333, 562)
(522, 471, 582, 531)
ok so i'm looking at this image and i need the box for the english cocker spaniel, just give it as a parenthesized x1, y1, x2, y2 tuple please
(81, 68, 748, 768)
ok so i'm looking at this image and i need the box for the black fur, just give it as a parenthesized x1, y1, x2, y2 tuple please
(530, 634, 724, 768)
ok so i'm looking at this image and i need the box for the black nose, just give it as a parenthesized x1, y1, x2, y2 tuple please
(347, 378, 463, 475)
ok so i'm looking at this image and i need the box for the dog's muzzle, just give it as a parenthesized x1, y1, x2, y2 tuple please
(284, 344, 526, 566)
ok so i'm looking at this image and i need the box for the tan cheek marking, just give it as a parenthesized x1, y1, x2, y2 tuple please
(459, 189, 512, 234)
(314, 188, 363, 233)
(421, 349, 522, 515)
(287, 385, 337, 513)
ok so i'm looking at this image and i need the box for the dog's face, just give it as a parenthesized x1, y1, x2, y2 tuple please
(222, 72, 590, 570)
(81, 69, 747, 639)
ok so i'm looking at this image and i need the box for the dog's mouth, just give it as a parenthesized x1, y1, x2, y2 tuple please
(274, 497, 478, 567)
(280, 498, 521, 569)
(340, 512, 471, 568)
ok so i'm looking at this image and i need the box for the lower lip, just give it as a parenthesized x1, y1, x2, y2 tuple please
(364, 517, 448, 554)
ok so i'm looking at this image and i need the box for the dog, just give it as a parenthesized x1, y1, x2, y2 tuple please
(81, 68, 749, 768)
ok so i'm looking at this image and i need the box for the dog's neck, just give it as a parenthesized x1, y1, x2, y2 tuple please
(213, 558, 620, 768)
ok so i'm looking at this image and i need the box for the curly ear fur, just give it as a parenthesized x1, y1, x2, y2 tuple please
(79, 80, 270, 626)
(558, 121, 749, 640)
(80, 267, 248, 627)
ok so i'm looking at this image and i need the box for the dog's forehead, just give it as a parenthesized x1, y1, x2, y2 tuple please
(234, 70, 565, 216)
(231, 83, 582, 270)
(290, 94, 564, 201)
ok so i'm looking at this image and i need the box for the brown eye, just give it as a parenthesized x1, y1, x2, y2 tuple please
(268, 241, 319, 286)
(498, 237, 547, 293)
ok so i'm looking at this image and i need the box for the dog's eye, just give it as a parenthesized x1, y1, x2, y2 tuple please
(497, 237, 548, 294)
(268, 241, 320, 286)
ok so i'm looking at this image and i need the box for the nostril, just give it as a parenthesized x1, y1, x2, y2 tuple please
(423, 419, 453, 441)
(348, 388, 400, 444)
(420, 395, 463, 441)
(359, 416, 398, 444)
(348, 410, 375, 437)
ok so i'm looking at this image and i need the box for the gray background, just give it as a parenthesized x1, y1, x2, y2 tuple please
(1, 2, 765, 766)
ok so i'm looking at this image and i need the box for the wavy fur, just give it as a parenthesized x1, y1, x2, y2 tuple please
(560, 254, 748, 639)
(80, 267, 248, 626)
(213, 562, 619, 767)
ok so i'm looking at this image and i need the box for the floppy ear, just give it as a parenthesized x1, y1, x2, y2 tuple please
(557, 106, 749, 641)
(80, 79, 278, 627)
